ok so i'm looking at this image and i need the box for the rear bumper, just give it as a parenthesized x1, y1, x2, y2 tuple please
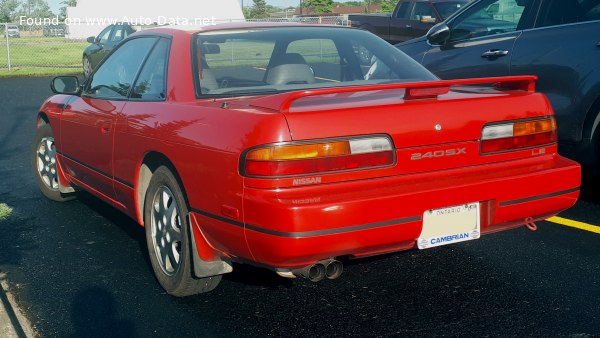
(198, 155, 580, 269)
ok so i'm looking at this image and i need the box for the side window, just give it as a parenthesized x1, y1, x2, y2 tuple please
(97, 26, 112, 44)
(131, 38, 170, 101)
(286, 39, 341, 82)
(85, 37, 157, 99)
(395, 2, 412, 19)
(123, 27, 132, 39)
(111, 27, 124, 42)
(537, 0, 600, 28)
(411, 2, 435, 21)
(449, 0, 528, 42)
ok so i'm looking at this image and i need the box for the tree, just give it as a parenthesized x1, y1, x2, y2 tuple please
(59, 0, 76, 20)
(304, 0, 334, 14)
(15, 0, 53, 19)
(379, 0, 396, 12)
(334, 1, 366, 6)
(0, 0, 20, 22)
(249, 0, 269, 19)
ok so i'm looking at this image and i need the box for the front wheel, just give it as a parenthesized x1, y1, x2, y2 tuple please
(144, 166, 221, 296)
(32, 124, 74, 202)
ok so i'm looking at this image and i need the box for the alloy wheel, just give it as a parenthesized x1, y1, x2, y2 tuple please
(36, 136, 59, 190)
(150, 186, 183, 276)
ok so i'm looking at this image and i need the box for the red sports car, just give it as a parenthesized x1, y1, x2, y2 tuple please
(33, 23, 581, 296)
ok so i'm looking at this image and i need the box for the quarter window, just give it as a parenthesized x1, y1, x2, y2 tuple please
(85, 37, 157, 99)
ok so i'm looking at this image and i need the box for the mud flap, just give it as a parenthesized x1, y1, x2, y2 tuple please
(188, 215, 233, 278)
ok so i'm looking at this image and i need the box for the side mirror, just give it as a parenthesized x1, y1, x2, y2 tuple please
(86, 36, 96, 43)
(426, 23, 450, 45)
(51, 76, 81, 95)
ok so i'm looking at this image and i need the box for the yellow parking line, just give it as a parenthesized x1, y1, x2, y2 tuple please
(315, 76, 340, 83)
(546, 216, 600, 234)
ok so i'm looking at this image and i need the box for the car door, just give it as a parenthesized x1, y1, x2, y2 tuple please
(420, 0, 537, 79)
(113, 37, 170, 209)
(59, 37, 158, 200)
(510, 0, 600, 144)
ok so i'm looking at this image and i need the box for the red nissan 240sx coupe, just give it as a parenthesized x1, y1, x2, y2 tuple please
(33, 23, 581, 296)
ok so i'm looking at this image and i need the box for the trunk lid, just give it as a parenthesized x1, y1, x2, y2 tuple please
(249, 77, 554, 176)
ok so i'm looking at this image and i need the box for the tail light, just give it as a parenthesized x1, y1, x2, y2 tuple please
(480, 117, 557, 154)
(242, 136, 395, 177)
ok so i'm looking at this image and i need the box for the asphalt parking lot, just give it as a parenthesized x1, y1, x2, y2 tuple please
(1, 77, 600, 337)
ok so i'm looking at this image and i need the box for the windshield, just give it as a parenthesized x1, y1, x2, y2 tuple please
(194, 26, 437, 97)
(433, 1, 469, 19)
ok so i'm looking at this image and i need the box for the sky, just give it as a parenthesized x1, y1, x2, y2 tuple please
(46, 0, 316, 14)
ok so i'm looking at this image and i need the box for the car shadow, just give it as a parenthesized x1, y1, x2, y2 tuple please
(67, 286, 136, 338)
(75, 192, 151, 271)
(75, 191, 296, 290)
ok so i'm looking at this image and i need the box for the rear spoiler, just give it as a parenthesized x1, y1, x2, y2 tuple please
(250, 75, 537, 113)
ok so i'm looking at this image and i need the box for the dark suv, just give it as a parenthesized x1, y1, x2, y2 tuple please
(398, 0, 600, 169)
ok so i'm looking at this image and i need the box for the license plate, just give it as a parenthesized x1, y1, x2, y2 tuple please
(417, 202, 480, 250)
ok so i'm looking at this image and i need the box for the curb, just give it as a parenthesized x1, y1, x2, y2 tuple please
(0, 273, 34, 338)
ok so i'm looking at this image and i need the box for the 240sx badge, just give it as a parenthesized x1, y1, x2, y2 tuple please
(411, 148, 467, 160)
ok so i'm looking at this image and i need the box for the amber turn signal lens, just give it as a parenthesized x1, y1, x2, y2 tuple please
(246, 141, 351, 161)
(513, 119, 556, 137)
(243, 136, 394, 177)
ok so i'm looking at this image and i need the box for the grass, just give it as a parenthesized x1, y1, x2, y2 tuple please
(0, 203, 13, 220)
(0, 67, 81, 78)
(0, 36, 87, 77)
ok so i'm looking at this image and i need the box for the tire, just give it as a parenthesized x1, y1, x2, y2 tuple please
(144, 166, 221, 296)
(83, 56, 92, 78)
(32, 124, 75, 202)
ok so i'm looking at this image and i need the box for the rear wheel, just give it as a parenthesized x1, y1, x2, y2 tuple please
(32, 124, 74, 202)
(144, 166, 221, 296)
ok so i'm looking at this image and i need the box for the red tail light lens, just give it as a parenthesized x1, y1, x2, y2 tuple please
(481, 118, 557, 154)
(243, 136, 395, 177)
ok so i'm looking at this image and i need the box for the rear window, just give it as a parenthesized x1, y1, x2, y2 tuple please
(193, 26, 437, 98)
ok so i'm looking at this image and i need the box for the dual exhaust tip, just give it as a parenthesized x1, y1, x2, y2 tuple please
(291, 259, 343, 282)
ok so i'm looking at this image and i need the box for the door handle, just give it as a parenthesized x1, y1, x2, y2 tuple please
(405, 25, 412, 28)
(481, 49, 509, 58)
(100, 121, 111, 134)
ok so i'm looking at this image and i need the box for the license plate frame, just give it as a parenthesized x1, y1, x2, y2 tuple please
(417, 202, 480, 250)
